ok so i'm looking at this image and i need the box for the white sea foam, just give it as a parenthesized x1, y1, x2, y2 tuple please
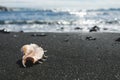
(0, 8, 120, 33)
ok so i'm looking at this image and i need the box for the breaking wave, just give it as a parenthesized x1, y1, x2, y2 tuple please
(0, 7, 120, 32)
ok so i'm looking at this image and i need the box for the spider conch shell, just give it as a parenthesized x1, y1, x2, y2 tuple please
(21, 43, 47, 67)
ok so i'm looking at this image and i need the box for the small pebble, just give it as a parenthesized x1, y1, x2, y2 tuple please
(64, 38, 69, 42)
(74, 27, 82, 30)
(19, 30, 24, 33)
(86, 36, 96, 40)
(89, 26, 100, 32)
(0, 29, 10, 34)
(115, 38, 120, 42)
(60, 27, 64, 30)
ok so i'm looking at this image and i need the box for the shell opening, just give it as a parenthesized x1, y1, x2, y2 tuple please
(23, 57, 34, 67)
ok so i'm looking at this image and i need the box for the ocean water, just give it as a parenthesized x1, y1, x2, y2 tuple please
(0, 8, 120, 32)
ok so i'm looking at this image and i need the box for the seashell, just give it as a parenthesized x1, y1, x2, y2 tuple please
(21, 43, 47, 67)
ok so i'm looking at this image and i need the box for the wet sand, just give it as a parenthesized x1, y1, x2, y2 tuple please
(0, 32, 120, 80)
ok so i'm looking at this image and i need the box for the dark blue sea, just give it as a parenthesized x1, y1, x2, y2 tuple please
(0, 8, 120, 32)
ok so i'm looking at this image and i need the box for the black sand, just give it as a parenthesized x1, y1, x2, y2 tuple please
(0, 32, 120, 80)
